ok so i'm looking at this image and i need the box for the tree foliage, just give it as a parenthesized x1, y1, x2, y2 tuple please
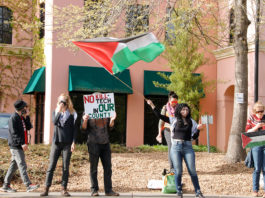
(154, 8, 206, 121)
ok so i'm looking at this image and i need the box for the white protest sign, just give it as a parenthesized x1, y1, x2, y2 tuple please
(83, 93, 115, 119)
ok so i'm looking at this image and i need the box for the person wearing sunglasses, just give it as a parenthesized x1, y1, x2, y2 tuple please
(246, 101, 265, 197)
(157, 91, 178, 172)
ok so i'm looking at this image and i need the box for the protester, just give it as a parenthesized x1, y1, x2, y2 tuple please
(245, 101, 265, 197)
(40, 93, 77, 197)
(0, 100, 39, 193)
(81, 102, 119, 197)
(157, 91, 178, 172)
(146, 99, 204, 198)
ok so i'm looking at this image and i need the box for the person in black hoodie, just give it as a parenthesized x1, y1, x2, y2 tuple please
(40, 93, 77, 197)
(0, 100, 39, 193)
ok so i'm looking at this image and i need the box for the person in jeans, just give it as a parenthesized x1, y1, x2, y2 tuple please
(146, 100, 204, 198)
(0, 100, 39, 193)
(245, 101, 265, 197)
(40, 93, 77, 197)
(81, 104, 119, 197)
(157, 91, 178, 172)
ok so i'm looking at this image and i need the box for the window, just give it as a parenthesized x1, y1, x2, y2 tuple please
(39, 3, 45, 39)
(229, 8, 235, 45)
(125, 4, 149, 37)
(0, 6, 12, 44)
(83, 0, 109, 37)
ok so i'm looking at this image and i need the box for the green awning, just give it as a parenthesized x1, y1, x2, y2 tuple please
(144, 70, 171, 96)
(69, 65, 133, 94)
(23, 67, 45, 94)
(144, 70, 204, 96)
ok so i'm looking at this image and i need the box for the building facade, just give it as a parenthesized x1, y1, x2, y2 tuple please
(2, 0, 265, 152)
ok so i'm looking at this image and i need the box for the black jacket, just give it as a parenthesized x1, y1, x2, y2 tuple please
(8, 112, 32, 148)
(52, 111, 77, 144)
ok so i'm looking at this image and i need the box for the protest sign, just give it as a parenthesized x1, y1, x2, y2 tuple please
(83, 93, 115, 119)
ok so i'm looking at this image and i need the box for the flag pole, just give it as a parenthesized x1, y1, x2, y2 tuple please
(111, 74, 148, 101)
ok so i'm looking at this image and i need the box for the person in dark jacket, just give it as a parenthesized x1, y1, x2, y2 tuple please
(81, 101, 119, 197)
(0, 100, 39, 193)
(40, 93, 77, 197)
(146, 100, 204, 198)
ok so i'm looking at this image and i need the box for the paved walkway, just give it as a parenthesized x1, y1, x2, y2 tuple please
(0, 192, 253, 198)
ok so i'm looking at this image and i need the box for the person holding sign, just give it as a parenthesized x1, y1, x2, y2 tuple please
(146, 100, 204, 198)
(245, 101, 265, 197)
(40, 93, 77, 197)
(81, 93, 119, 197)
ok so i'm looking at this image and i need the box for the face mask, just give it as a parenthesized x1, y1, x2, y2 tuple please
(21, 109, 27, 115)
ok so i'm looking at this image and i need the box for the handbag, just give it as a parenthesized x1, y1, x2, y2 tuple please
(245, 149, 254, 168)
(162, 172, 176, 194)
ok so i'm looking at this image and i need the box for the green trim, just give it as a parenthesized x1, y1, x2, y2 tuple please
(68, 65, 133, 94)
(144, 70, 204, 96)
(144, 70, 171, 96)
(23, 67, 45, 94)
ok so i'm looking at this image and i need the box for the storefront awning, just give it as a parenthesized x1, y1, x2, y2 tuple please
(23, 67, 45, 94)
(69, 66, 133, 94)
(144, 70, 171, 96)
(144, 70, 204, 96)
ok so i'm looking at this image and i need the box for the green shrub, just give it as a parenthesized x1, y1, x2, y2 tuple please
(192, 145, 217, 153)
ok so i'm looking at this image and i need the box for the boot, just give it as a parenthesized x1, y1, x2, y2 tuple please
(61, 186, 71, 197)
(40, 186, 49, 196)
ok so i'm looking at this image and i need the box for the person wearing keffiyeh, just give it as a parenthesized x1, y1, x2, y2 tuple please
(40, 93, 77, 197)
(157, 91, 178, 172)
(245, 101, 265, 197)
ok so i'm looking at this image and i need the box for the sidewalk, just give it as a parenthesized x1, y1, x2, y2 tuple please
(0, 192, 253, 198)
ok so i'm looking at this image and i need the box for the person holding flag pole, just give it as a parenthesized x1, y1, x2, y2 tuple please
(245, 101, 265, 197)
(146, 99, 204, 198)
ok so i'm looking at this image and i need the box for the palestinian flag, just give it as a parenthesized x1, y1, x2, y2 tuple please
(73, 33, 165, 74)
(241, 130, 265, 148)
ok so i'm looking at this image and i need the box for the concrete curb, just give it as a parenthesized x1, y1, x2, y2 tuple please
(0, 192, 253, 198)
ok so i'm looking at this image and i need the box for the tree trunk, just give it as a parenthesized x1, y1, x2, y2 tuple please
(225, 0, 250, 163)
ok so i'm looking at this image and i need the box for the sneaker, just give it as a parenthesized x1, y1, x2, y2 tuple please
(195, 192, 205, 198)
(26, 184, 39, 192)
(105, 191, 119, 196)
(91, 190, 99, 196)
(0, 185, 17, 193)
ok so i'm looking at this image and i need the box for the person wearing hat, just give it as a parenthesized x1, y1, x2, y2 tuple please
(0, 100, 39, 193)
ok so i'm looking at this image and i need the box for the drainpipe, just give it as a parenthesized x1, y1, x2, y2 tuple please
(254, 0, 260, 102)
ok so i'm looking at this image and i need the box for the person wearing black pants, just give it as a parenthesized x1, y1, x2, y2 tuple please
(81, 111, 119, 197)
(40, 93, 77, 197)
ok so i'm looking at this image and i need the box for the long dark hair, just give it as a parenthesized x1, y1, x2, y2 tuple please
(175, 103, 192, 127)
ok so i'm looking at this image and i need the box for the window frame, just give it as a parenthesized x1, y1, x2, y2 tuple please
(0, 6, 13, 44)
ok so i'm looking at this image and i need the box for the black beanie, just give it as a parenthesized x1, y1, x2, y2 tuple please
(14, 100, 27, 111)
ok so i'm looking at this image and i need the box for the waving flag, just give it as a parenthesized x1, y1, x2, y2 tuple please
(73, 33, 165, 74)
(241, 130, 265, 148)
